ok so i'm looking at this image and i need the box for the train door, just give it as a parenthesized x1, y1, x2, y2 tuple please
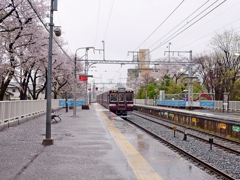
(118, 92, 126, 110)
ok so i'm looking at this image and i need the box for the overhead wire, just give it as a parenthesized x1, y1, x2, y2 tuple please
(174, 1, 240, 51)
(26, 0, 73, 62)
(149, 0, 226, 55)
(134, 0, 185, 51)
(103, 0, 115, 41)
(148, 0, 210, 49)
(56, 11, 73, 55)
(149, 0, 220, 51)
(95, 0, 101, 47)
(179, 18, 240, 51)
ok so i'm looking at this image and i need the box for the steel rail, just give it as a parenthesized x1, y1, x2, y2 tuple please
(133, 111, 240, 155)
(125, 115, 235, 180)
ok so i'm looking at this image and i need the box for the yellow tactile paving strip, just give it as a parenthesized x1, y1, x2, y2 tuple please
(95, 104, 163, 180)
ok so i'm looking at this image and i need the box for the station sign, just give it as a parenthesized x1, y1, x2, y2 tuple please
(192, 117, 197, 122)
(232, 125, 240, 132)
(220, 123, 226, 129)
(169, 113, 174, 117)
(79, 75, 87, 81)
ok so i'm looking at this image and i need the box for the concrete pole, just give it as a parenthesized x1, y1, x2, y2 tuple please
(85, 49, 88, 104)
(188, 50, 193, 109)
(42, 0, 54, 145)
(73, 55, 77, 116)
(102, 41, 105, 61)
(168, 42, 171, 62)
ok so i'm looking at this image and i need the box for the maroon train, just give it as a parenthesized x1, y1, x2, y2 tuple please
(96, 87, 134, 116)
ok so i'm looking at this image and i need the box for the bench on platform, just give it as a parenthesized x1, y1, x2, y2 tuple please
(51, 114, 61, 123)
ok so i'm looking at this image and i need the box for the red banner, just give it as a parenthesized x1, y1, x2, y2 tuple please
(79, 75, 87, 81)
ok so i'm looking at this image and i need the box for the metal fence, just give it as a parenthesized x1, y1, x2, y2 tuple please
(135, 99, 240, 112)
(0, 99, 60, 126)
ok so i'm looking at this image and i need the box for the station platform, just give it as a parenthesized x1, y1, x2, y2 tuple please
(0, 103, 215, 180)
(135, 103, 240, 122)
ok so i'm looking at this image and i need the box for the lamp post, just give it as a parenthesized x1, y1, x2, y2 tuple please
(85, 62, 96, 104)
(42, 0, 58, 146)
(73, 47, 94, 117)
(167, 42, 171, 62)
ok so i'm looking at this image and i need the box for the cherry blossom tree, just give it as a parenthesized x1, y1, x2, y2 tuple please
(0, 0, 49, 100)
(194, 30, 240, 100)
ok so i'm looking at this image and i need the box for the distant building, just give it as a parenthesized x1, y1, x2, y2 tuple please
(127, 49, 151, 82)
(1, 90, 14, 101)
(7, 82, 20, 100)
(6, 82, 45, 100)
(138, 49, 151, 77)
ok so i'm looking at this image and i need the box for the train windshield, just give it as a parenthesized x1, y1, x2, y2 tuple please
(126, 93, 133, 102)
(110, 93, 117, 102)
(119, 93, 125, 102)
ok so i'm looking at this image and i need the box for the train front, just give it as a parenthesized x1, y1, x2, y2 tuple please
(109, 87, 134, 117)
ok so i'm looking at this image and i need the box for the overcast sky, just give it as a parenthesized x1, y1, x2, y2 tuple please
(54, 0, 240, 87)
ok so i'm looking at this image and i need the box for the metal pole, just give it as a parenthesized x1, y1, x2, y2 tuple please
(168, 42, 171, 62)
(102, 41, 105, 61)
(73, 54, 77, 116)
(188, 50, 193, 110)
(89, 83, 91, 105)
(85, 49, 88, 104)
(65, 92, 68, 112)
(93, 82, 95, 99)
(74, 47, 94, 107)
(42, 0, 54, 145)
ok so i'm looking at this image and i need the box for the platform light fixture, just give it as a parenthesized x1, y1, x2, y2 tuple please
(73, 47, 95, 117)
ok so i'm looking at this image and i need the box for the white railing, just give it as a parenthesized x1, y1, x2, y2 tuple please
(135, 99, 155, 105)
(0, 99, 60, 126)
(214, 101, 240, 111)
(135, 99, 240, 111)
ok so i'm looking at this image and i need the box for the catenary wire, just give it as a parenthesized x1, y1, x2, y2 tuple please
(149, 0, 226, 55)
(149, 0, 220, 51)
(134, 0, 185, 51)
(56, 11, 73, 54)
(95, 0, 101, 47)
(148, 0, 211, 49)
(26, 0, 73, 63)
(179, 18, 240, 52)
(103, 0, 115, 41)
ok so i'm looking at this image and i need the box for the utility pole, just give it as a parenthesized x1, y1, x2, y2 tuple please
(42, 0, 58, 146)
(167, 42, 171, 62)
(164, 50, 194, 110)
(127, 51, 144, 62)
(188, 50, 193, 110)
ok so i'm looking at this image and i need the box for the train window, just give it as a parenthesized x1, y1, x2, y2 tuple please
(126, 93, 133, 102)
(110, 93, 117, 102)
(119, 93, 124, 102)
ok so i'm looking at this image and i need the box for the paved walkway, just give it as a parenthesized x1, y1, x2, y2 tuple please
(0, 104, 136, 180)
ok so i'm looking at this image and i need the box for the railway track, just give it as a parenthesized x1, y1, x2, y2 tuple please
(133, 111, 240, 155)
(125, 111, 240, 179)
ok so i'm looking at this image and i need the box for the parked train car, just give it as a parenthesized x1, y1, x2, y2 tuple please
(97, 87, 134, 116)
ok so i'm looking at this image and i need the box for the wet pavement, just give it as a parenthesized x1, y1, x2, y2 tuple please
(0, 103, 216, 180)
(135, 104, 240, 122)
(108, 114, 215, 180)
(0, 105, 136, 180)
